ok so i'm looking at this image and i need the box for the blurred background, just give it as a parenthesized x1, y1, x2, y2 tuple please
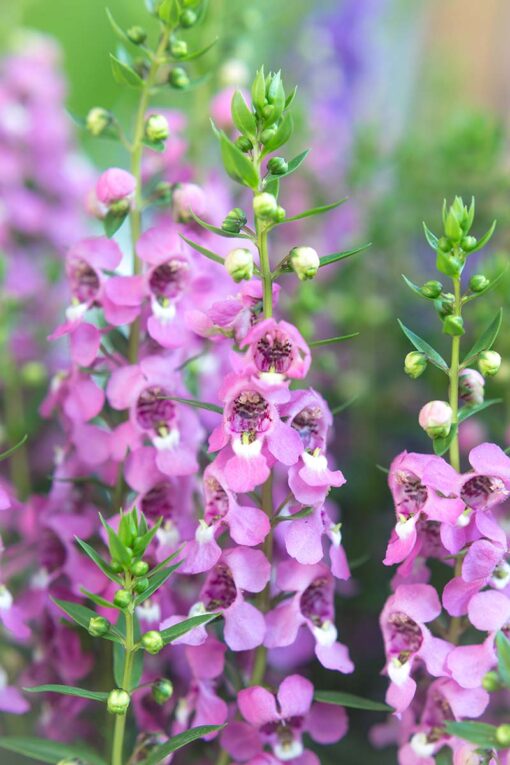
(2, 0, 510, 762)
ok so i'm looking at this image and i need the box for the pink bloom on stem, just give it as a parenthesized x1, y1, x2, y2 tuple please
(172, 182, 206, 222)
(96, 167, 136, 205)
(442, 538, 508, 617)
(238, 318, 311, 383)
(0, 666, 29, 714)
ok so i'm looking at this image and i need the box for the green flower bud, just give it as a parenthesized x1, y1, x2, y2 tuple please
(110, 560, 124, 574)
(496, 724, 510, 746)
(267, 157, 288, 175)
(482, 670, 501, 692)
(127, 26, 147, 45)
(236, 136, 253, 153)
(168, 67, 189, 90)
(152, 678, 174, 705)
(478, 350, 501, 378)
(419, 401, 453, 439)
(154, 181, 173, 202)
(131, 560, 149, 577)
(134, 577, 150, 594)
(179, 9, 197, 27)
(113, 589, 131, 609)
(88, 616, 109, 637)
(86, 107, 111, 137)
(290, 246, 320, 281)
(437, 236, 450, 253)
(221, 208, 247, 233)
(109, 198, 131, 217)
(442, 315, 464, 337)
(141, 630, 164, 655)
(253, 192, 278, 219)
(404, 352, 427, 379)
(107, 689, 130, 715)
(260, 128, 276, 145)
(20, 361, 47, 386)
(420, 280, 442, 299)
(436, 293, 454, 318)
(144, 114, 169, 143)
(461, 235, 477, 251)
(444, 210, 462, 241)
(469, 274, 489, 293)
(169, 39, 188, 59)
(273, 206, 286, 223)
(225, 248, 254, 283)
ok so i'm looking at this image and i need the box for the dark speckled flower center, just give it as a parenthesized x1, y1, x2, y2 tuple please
(204, 477, 229, 524)
(395, 471, 428, 517)
(423, 689, 453, 733)
(141, 482, 175, 522)
(149, 260, 189, 302)
(136, 386, 176, 435)
(229, 390, 271, 435)
(203, 564, 237, 609)
(254, 330, 293, 374)
(291, 406, 323, 450)
(69, 258, 100, 303)
(460, 474, 506, 511)
(40, 528, 66, 572)
(388, 611, 423, 660)
(299, 576, 332, 626)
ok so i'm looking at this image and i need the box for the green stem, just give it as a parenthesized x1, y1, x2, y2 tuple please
(448, 277, 461, 472)
(111, 607, 135, 765)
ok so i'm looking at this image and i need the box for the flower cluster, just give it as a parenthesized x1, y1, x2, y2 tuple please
(377, 198, 510, 762)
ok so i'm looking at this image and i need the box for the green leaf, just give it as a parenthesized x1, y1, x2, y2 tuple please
(285, 85, 298, 109)
(163, 395, 223, 414)
(0, 737, 107, 765)
(178, 37, 218, 62)
(106, 8, 131, 46)
(266, 149, 309, 183)
(104, 209, 128, 238)
(0, 434, 28, 462)
(397, 320, 449, 372)
(231, 90, 256, 138)
(422, 222, 439, 250)
(24, 684, 109, 702)
(444, 721, 501, 749)
(309, 333, 359, 347)
(180, 234, 224, 265)
(263, 112, 293, 152)
(432, 424, 458, 457)
(216, 129, 259, 189)
(319, 243, 371, 268)
(435, 746, 453, 765)
(142, 137, 166, 153)
(134, 517, 163, 557)
(80, 588, 118, 611)
(468, 219, 496, 254)
(314, 690, 393, 713)
(139, 726, 225, 765)
(158, 0, 180, 25)
(282, 197, 348, 224)
(464, 267, 507, 302)
(134, 562, 182, 606)
(461, 309, 503, 367)
(148, 547, 183, 578)
(265, 177, 279, 198)
(189, 210, 252, 240)
(274, 506, 314, 524)
(251, 68, 266, 113)
(74, 537, 122, 585)
(160, 612, 220, 645)
(99, 514, 132, 566)
(110, 53, 143, 88)
(458, 399, 502, 423)
(402, 274, 427, 299)
(330, 394, 359, 416)
(496, 630, 510, 687)
(53, 598, 122, 644)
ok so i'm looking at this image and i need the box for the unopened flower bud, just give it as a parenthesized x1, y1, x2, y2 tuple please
(260, 128, 276, 145)
(168, 67, 189, 89)
(482, 671, 502, 692)
(437, 236, 450, 253)
(134, 577, 150, 594)
(459, 368, 485, 405)
(152, 678, 174, 705)
(113, 589, 131, 609)
(221, 207, 247, 233)
(420, 280, 442, 299)
(127, 26, 147, 45)
(154, 181, 172, 202)
(172, 182, 206, 222)
(253, 192, 278, 219)
(86, 107, 111, 136)
(144, 114, 169, 143)
(236, 136, 253, 153)
(179, 9, 197, 27)
(290, 246, 320, 281)
(131, 560, 149, 576)
(478, 350, 501, 378)
(404, 352, 427, 379)
(110, 560, 124, 574)
(419, 401, 453, 439)
(437, 293, 454, 318)
(88, 616, 109, 637)
(469, 274, 490, 293)
(96, 168, 136, 206)
(170, 39, 188, 58)
(496, 724, 510, 746)
(109, 198, 131, 217)
(107, 689, 130, 715)
(273, 206, 286, 222)
(141, 630, 164, 655)
(225, 248, 254, 282)
(443, 315, 464, 336)
(267, 157, 288, 175)
(461, 235, 477, 251)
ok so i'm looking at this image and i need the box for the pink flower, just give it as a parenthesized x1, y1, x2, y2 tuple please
(172, 182, 206, 222)
(238, 318, 311, 383)
(442, 538, 508, 617)
(265, 560, 353, 673)
(380, 584, 452, 714)
(197, 547, 270, 651)
(96, 167, 136, 205)
(0, 666, 29, 714)
(279, 503, 349, 579)
(418, 401, 453, 439)
(222, 674, 347, 764)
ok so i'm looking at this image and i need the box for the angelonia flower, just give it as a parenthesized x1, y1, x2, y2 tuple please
(376, 198, 509, 762)
(0, 12, 359, 761)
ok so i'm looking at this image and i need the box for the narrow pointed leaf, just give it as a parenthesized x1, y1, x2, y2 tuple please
(134, 562, 182, 606)
(402, 274, 427, 299)
(99, 513, 132, 566)
(397, 320, 449, 372)
(319, 243, 371, 268)
(134, 516, 163, 556)
(231, 90, 256, 138)
(189, 210, 251, 239)
(274, 506, 313, 524)
(444, 721, 501, 748)
(215, 128, 259, 189)
(468, 219, 496, 254)
(74, 537, 122, 584)
(53, 598, 123, 644)
(464, 267, 507, 302)
(164, 395, 223, 414)
(180, 234, 224, 265)
(331, 394, 359, 416)
(285, 85, 298, 109)
(435, 747, 453, 765)
(432, 424, 457, 457)
(0, 434, 28, 462)
(148, 547, 183, 578)
(496, 631, 510, 688)
(458, 399, 502, 423)
(110, 53, 143, 88)
(309, 333, 359, 347)
(80, 588, 118, 611)
(179, 37, 218, 62)
(160, 612, 220, 645)
(104, 209, 128, 237)
(265, 149, 309, 183)
(140, 725, 225, 765)
(106, 8, 131, 45)
(422, 222, 439, 250)
(314, 690, 393, 712)
(461, 309, 502, 367)
(282, 198, 348, 224)
(0, 737, 107, 765)
(24, 684, 109, 702)
(263, 111, 294, 153)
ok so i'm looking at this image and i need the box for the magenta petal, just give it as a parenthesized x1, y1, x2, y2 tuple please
(442, 577, 481, 617)
(105, 275, 145, 306)
(238, 686, 279, 727)
(224, 601, 266, 651)
(70, 322, 101, 366)
(392, 583, 441, 623)
(462, 540, 502, 582)
(386, 676, 416, 715)
(156, 446, 198, 476)
(315, 641, 354, 674)
(447, 639, 496, 688)
(264, 601, 303, 648)
(469, 442, 510, 478)
(307, 702, 348, 744)
(224, 453, 269, 493)
(227, 503, 270, 546)
(221, 720, 263, 761)
(468, 590, 510, 632)
(267, 420, 302, 466)
(277, 675, 313, 718)
(0, 686, 29, 714)
(224, 547, 270, 593)
(283, 509, 324, 565)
